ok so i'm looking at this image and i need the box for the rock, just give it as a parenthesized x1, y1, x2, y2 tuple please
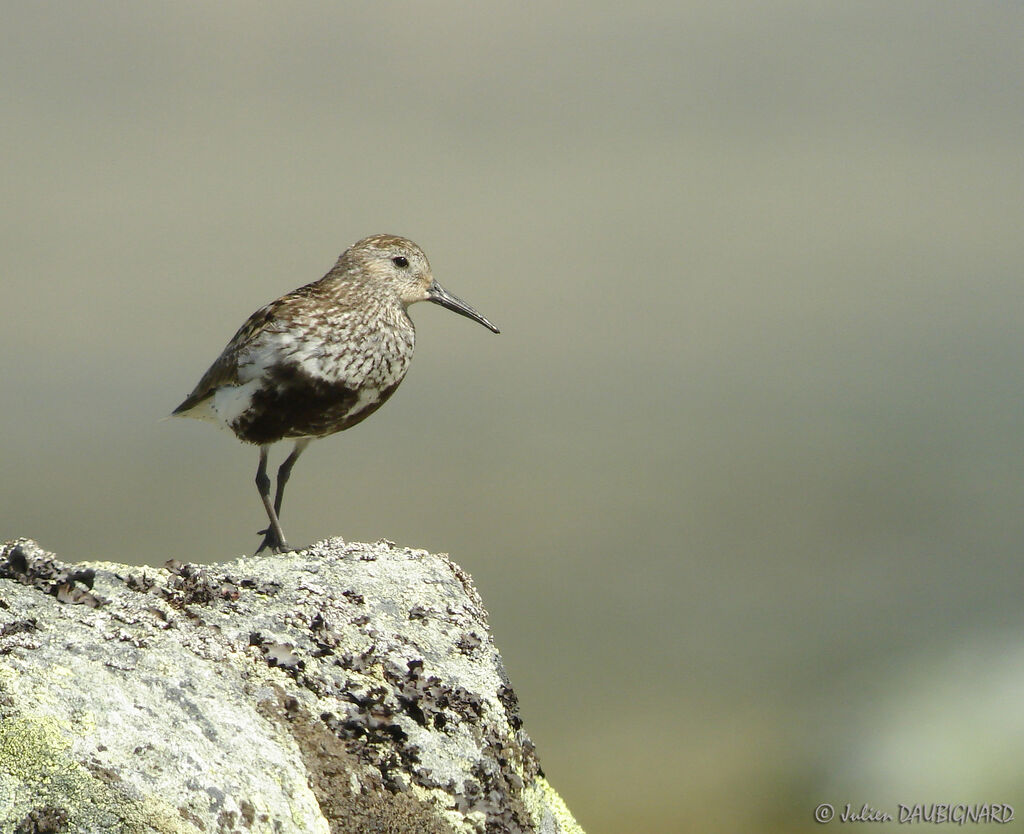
(0, 537, 583, 834)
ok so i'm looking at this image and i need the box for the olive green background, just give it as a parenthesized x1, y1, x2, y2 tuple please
(3, 3, 1023, 832)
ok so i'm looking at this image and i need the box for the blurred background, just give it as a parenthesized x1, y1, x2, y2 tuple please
(3, 2, 1023, 831)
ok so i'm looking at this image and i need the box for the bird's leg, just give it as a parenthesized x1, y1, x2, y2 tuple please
(255, 446, 289, 554)
(273, 439, 310, 519)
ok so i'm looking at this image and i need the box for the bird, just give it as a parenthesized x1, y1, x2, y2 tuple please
(171, 234, 499, 554)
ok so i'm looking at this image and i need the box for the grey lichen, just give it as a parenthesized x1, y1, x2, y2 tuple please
(0, 538, 584, 834)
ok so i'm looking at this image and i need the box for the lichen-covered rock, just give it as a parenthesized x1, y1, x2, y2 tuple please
(0, 538, 583, 834)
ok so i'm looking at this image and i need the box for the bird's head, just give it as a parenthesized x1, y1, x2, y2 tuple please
(341, 234, 500, 333)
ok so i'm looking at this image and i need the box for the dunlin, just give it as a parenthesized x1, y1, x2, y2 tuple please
(172, 234, 499, 553)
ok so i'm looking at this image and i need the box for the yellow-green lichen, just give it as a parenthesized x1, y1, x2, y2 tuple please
(0, 715, 200, 834)
(524, 776, 586, 834)
(0, 714, 75, 789)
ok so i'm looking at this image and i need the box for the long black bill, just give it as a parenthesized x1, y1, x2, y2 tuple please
(428, 280, 500, 333)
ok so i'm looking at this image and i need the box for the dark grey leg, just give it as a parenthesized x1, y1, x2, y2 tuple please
(255, 446, 289, 554)
(273, 439, 310, 518)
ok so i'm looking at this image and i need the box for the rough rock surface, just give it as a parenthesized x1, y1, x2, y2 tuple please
(0, 537, 583, 834)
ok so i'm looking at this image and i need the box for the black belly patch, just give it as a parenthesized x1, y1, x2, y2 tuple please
(231, 364, 401, 445)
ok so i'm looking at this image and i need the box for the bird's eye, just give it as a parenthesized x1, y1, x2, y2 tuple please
(392, 256, 409, 268)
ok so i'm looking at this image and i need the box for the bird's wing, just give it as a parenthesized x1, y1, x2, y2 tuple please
(171, 297, 293, 415)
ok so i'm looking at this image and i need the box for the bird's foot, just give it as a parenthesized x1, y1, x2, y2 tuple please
(255, 527, 290, 555)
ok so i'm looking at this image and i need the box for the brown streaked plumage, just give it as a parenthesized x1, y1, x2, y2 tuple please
(171, 234, 499, 554)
